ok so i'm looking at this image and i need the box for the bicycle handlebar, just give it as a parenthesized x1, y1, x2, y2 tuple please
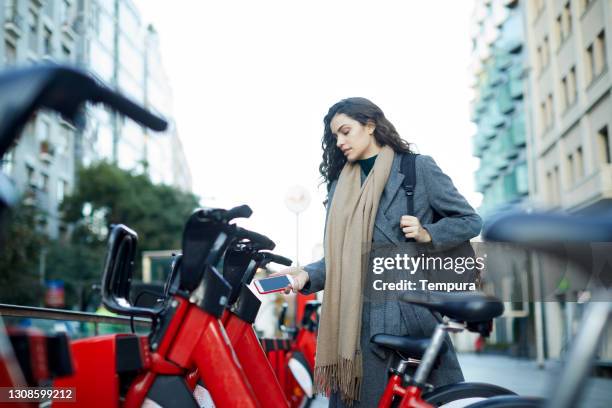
(260, 252, 292, 267)
(93, 85, 167, 131)
(224, 205, 253, 221)
(234, 227, 275, 251)
(0, 65, 168, 158)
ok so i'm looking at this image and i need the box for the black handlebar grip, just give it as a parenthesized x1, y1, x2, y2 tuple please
(225, 205, 253, 221)
(263, 253, 292, 267)
(278, 302, 288, 330)
(235, 227, 275, 250)
(95, 86, 168, 131)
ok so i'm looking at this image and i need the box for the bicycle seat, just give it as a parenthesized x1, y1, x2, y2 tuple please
(400, 291, 504, 323)
(483, 211, 612, 243)
(370, 334, 448, 359)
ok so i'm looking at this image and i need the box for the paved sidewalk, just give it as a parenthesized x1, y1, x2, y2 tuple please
(311, 353, 612, 407)
(459, 353, 612, 408)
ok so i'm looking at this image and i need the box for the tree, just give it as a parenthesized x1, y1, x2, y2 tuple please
(45, 161, 200, 307)
(0, 202, 47, 306)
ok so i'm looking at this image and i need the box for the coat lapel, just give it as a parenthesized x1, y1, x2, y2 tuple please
(373, 153, 405, 244)
(381, 153, 405, 215)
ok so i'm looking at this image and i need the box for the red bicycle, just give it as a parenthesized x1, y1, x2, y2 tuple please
(54, 206, 264, 407)
(372, 290, 513, 407)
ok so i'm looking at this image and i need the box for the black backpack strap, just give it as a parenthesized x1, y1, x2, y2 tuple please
(400, 152, 418, 215)
(400, 152, 418, 242)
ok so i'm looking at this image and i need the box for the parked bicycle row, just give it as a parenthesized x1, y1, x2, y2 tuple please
(0, 65, 610, 408)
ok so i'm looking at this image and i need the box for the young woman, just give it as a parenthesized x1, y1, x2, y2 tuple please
(283, 97, 482, 407)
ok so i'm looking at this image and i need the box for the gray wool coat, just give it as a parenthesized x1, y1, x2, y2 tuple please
(300, 153, 482, 407)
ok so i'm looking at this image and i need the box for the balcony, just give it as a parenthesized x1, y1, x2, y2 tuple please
(498, 83, 514, 114)
(500, 129, 518, 159)
(509, 77, 524, 99)
(475, 166, 493, 192)
(515, 162, 529, 195)
(4, 14, 24, 37)
(61, 22, 76, 41)
(481, 83, 495, 101)
(509, 115, 526, 147)
(472, 132, 488, 158)
(503, 171, 519, 199)
(494, 50, 513, 71)
(39, 140, 55, 163)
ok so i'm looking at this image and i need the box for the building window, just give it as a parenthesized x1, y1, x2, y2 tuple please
(586, 31, 607, 84)
(534, 0, 545, 17)
(546, 166, 561, 204)
(576, 147, 584, 179)
(566, 153, 575, 186)
(60, 0, 72, 25)
(5, 41, 17, 66)
(5, 0, 17, 20)
(561, 76, 569, 110)
(26, 164, 36, 188)
(556, 3, 573, 47)
(540, 101, 547, 132)
(586, 44, 595, 83)
(40, 172, 49, 192)
(598, 126, 610, 165)
(40, 120, 50, 142)
(581, 0, 594, 14)
(546, 171, 552, 201)
(546, 93, 554, 127)
(28, 9, 38, 52)
(543, 36, 550, 68)
(43, 28, 52, 56)
(569, 66, 577, 104)
(564, 2, 572, 36)
(553, 165, 560, 200)
(62, 45, 71, 61)
(556, 15, 562, 47)
(0, 149, 14, 175)
(57, 179, 67, 203)
(595, 30, 607, 75)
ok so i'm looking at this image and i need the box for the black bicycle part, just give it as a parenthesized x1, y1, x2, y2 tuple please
(101, 224, 160, 318)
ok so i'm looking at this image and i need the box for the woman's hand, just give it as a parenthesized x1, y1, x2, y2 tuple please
(400, 215, 432, 243)
(270, 267, 310, 294)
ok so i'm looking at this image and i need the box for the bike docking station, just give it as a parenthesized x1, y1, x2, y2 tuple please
(1, 64, 612, 408)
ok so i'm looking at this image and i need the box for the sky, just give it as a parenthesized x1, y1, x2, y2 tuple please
(135, 0, 479, 266)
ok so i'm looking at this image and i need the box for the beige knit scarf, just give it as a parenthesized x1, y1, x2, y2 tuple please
(314, 145, 395, 405)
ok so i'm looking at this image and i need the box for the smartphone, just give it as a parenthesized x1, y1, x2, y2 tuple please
(254, 275, 294, 294)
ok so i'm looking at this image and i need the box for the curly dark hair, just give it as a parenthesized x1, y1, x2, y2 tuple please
(319, 97, 411, 189)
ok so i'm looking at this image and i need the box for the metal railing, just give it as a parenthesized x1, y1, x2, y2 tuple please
(0, 303, 152, 336)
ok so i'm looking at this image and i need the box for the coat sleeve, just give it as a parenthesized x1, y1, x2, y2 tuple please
(299, 180, 337, 295)
(418, 155, 482, 247)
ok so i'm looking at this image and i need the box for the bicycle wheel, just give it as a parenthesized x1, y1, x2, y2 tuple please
(422, 382, 517, 407)
(465, 395, 545, 407)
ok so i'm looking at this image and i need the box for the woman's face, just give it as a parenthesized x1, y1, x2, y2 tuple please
(330, 113, 380, 162)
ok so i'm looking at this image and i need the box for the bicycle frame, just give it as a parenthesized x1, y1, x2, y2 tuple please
(218, 244, 303, 407)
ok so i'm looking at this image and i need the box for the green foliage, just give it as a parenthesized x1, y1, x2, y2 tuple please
(0, 203, 47, 305)
(2, 161, 199, 308)
(61, 161, 200, 252)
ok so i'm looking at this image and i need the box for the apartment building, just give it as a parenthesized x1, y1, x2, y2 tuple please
(0, 0, 192, 237)
(471, 0, 530, 217)
(523, 0, 612, 361)
(525, 0, 612, 211)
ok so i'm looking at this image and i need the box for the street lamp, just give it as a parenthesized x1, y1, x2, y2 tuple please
(284, 185, 311, 268)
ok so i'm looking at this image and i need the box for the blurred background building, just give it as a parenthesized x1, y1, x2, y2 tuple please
(0, 0, 192, 238)
(471, 0, 612, 366)
(471, 0, 529, 218)
(522, 0, 612, 364)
